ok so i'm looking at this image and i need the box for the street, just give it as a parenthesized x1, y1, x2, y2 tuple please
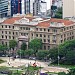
(0, 57, 68, 73)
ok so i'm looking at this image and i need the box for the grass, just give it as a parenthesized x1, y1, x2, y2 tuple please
(49, 64, 75, 69)
(0, 59, 6, 64)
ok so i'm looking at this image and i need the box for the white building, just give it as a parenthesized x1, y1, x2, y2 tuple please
(63, 0, 75, 18)
(40, 1, 47, 15)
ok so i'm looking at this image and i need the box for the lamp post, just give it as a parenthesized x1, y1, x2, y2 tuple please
(20, 49, 21, 66)
(8, 48, 10, 65)
(58, 46, 60, 66)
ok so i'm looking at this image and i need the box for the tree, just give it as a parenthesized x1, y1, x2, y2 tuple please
(29, 38, 42, 56)
(9, 40, 17, 50)
(0, 44, 8, 55)
(59, 39, 75, 58)
(37, 50, 49, 60)
(55, 7, 62, 19)
(65, 50, 75, 65)
(21, 42, 27, 50)
(24, 49, 34, 57)
(49, 47, 58, 61)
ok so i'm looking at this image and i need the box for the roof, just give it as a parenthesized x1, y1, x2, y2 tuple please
(2, 17, 23, 24)
(50, 18, 74, 25)
(37, 18, 74, 28)
(2, 16, 74, 28)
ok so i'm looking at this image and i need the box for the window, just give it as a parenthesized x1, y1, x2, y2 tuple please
(9, 32, 11, 34)
(5, 31, 7, 34)
(13, 36, 14, 39)
(40, 28, 42, 31)
(44, 28, 46, 31)
(13, 32, 14, 35)
(5, 25, 7, 28)
(48, 35, 50, 38)
(2, 35, 4, 38)
(40, 34, 42, 37)
(44, 39, 46, 42)
(2, 25, 3, 28)
(48, 46, 50, 50)
(44, 35, 46, 37)
(32, 33, 33, 36)
(48, 29, 50, 32)
(23, 27, 25, 30)
(26, 27, 28, 30)
(16, 32, 18, 35)
(44, 46, 46, 50)
(2, 31, 3, 34)
(20, 27, 22, 30)
(9, 36, 11, 39)
(36, 34, 38, 37)
(48, 39, 50, 43)
(9, 26, 11, 28)
(5, 36, 7, 39)
(12, 26, 14, 29)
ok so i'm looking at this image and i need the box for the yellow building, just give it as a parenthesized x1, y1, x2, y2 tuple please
(0, 15, 75, 50)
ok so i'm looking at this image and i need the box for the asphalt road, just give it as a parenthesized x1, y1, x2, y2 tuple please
(0, 57, 68, 73)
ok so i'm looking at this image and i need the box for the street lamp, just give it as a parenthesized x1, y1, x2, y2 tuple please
(58, 46, 60, 66)
(20, 49, 21, 66)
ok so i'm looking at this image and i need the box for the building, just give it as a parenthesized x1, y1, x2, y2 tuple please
(11, 0, 21, 16)
(51, 0, 62, 17)
(0, 15, 75, 50)
(0, 0, 8, 18)
(23, 0, 34, 14)
(40, 1, 47, 16)
(63, 0, 75, 18)
(33, 0, 47, 16)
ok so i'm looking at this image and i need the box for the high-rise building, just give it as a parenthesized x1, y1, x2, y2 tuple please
(0, 0, 8, 18)
(33, 0, 47, 16)
(11, 0, 21, 16)
(23, 0, 34, 14)
(63, 0, 75, 18)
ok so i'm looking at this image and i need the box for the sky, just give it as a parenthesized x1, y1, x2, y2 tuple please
(45, 0, 50, 9)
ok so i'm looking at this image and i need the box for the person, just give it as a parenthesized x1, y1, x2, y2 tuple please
(33, 63, 37, 67)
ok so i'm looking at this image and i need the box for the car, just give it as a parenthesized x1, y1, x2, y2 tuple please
(29, 57, 36, 60)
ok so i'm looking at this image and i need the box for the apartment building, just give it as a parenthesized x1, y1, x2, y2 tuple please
(0, 0, 8, 18)
(63, 0, 75, 18)
(0, 15, 75, 50)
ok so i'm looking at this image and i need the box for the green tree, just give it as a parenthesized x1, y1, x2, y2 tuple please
(29, 38, 42, 56)
(65, 50, 75, 65)
(49, 47, 58, 60)
(0, 44, 8, 55)
(55, 7, 62, 19)
(58, 72, 66, 75)
(67, 68, 75, 75)
(59, 39, 75, 58)
(24, 49, 34, 57)
(9, 40, 17, 50)
(37, 50, 49, 60)
(21, 42, 27, 50)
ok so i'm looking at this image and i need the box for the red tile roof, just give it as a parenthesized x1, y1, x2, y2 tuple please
(2, 17, 23, 24)
(50, 18, 74, 25)
(2, 17, 74, 28)
(37, 18, 74, 28)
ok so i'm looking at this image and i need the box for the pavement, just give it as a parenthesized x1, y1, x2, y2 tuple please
(0, 57, 69, 73)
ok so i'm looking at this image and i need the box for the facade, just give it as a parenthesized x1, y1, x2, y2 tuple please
(33, 0, 47, 16)
(63, 0, 75, 18)
(24, 0, 34, 14)
(0, 0, 8, 18)
(11, 0, 21, 16)
(0, 15, 75, 50)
